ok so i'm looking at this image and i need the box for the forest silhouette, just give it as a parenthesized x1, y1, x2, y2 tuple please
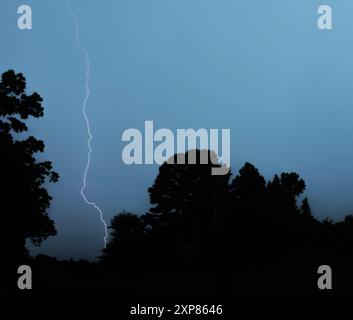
(2, 70, 353, 300)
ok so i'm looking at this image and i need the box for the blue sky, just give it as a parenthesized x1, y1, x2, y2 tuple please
(1, 0, 353, 259)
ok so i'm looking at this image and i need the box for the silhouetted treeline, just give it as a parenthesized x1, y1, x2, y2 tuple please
(99, 153, 353, 276)
(3, 69, 353, 299)
(98, 153, 353, 299)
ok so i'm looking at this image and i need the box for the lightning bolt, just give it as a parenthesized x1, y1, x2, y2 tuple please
(66, 0, 108, 248)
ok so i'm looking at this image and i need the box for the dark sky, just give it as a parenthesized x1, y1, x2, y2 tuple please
(1, 0, 353, 259)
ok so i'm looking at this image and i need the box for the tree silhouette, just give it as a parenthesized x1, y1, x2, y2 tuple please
(231, 163, 266, 202)
(267, 172, 305, 216)
(230, 162, 267, 230)
(230, 162, 267, 270)
(230, 164, 318, 270)
(0, 70, 59, 272)
(146, 150, 231, 272)
(100, 212, 146, 273)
